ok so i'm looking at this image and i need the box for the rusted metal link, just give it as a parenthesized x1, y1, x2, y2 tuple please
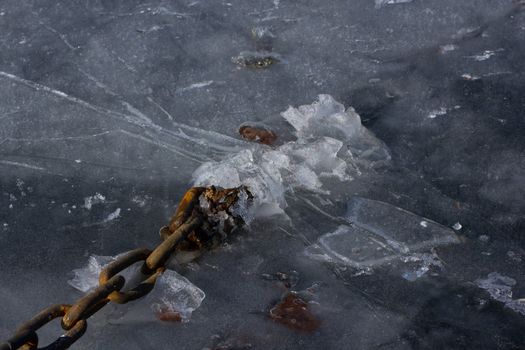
(160, 187, 205, 240)
(99, 248, 164, 304)
(145, 214, 203, 273)
(61, 275, 124, 330)
(2, 304, 86, 350)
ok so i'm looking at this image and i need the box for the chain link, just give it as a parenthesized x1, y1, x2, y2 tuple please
(0, 186, 247, 350)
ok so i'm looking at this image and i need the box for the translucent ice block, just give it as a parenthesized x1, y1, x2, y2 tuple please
(305, 197, 459, 269)
(346, 197, 460, 254)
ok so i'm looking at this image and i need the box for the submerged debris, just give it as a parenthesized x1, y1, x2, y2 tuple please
(269, 292, 320, 332)
(239, 124, 277, 145)
(232, 51, 280, 69)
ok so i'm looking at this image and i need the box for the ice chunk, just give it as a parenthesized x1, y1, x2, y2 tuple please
(192, 96, 390, 221)
(147, 270, 205, 322)
(305, 197, 459, 270)
(476, 272, 525, 316)
(346, 197, 460, 253)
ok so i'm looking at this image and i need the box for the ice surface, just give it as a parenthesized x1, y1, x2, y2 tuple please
(305, 197, 459, 272)
(476, 273, 525, 316)
(1, 0, 524, 348)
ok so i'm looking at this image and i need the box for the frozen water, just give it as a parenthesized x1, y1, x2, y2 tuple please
(1, 0, 524, 348)
(476, 273, 525, 316)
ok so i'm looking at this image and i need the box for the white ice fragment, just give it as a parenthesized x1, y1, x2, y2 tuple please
(476, 272, 525, 316)
(428, 107, 448, 119)
(179, 81, 214, 92)
(305, 197, 459, 269)
(374, 0, 413, 9)
(103, 208, 121, 222)
(461, 73, 481, 81)
(469, 50, 499, 61)
(83, 193, 106, 210)
(439, 44, 458, 54)
(452, 222, 462, 230)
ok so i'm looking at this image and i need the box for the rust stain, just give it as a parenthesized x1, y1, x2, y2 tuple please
(269, 293, 320, 333)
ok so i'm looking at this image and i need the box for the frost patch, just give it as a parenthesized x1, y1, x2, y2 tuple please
(476, 272, 525, 316)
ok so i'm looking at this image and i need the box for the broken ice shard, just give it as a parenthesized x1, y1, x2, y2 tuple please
(305, 197, 459, 269)
(148, 270, 206, 322)
(346, 197, 460, 253)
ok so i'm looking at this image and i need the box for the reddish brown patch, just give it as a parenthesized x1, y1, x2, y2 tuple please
(155, 308, 183, 322)
(269, 293, 320, 332)
(239, 125, 277, 145)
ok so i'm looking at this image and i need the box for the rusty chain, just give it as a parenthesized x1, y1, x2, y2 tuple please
(0, 186, 251, 350)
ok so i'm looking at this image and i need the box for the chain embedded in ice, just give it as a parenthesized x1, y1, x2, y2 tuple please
(192, 95, 390, 222)
(68, 254, 205, 321)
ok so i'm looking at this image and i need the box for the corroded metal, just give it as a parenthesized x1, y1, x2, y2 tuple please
(145, 214, 203, 272)
(62, 275, 124, 330)
(99, 248, 164, 304)
(2, 304, 86, 350)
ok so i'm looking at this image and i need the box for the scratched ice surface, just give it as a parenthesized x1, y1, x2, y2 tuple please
(1, 1, 525, 349)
